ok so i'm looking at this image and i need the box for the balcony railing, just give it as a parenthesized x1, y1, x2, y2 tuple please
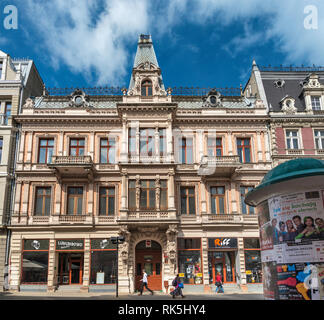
(126, 210, 171, 220)
(51, 155, 93, 165)
(198, 155, 241, 176)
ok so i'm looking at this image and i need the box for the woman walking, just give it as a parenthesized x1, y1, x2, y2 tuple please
(171, 274, 185, 298)
(215, 272, 224, 294)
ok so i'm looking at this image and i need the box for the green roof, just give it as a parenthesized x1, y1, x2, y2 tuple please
(245, 158, 324, 204)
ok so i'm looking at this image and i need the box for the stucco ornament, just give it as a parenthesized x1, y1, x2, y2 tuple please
(119, 226, 131, 264)
(281, 96, 297, 114)
(166, 225, 178, 266)
(23, 97, 34, 109)
(202, 89, 222, 108)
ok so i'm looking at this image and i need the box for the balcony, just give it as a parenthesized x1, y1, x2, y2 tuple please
(119, 210, 177, 222)
(48, 156, 94, 179)
(198, 155, 241, 176)
(201, 214, 258, 225)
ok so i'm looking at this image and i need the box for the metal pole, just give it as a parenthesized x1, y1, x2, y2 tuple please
(116, 241, 118, 298)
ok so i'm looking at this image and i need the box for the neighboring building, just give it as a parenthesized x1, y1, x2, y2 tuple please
(9, 35, 270, 293)
(245, 62, 324, 167)
(0, 50, 43, 290)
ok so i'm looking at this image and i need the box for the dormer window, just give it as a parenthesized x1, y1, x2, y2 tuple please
(141, 80, 152, 96)
(311, 96, 322, 110)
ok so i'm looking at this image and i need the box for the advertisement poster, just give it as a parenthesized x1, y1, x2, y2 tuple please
(258, 189, 324, 300)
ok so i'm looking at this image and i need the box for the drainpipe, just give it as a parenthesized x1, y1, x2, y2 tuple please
(4, 83, 23, 289)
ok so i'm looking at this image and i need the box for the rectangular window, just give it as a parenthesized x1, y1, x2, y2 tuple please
(160, 180, 168, 210)
(210, 186, 225, 214)
(99, 187, 115, 216)
(100, 138, 115, 163)
(90, 251, 117, 284)
(315, 130, 324, 150)
(159, 129, 166, 156)
(0, 138, 2, 163)
(177, 238, 202, 285)
(0, 61, 2, 78)
(311, 96, 321, 111)
(207, 138, 223, 157)
(180, 187, 196, 215)
(4, 102, 11, 125)
(286, 130, 299, 150)
(128, 128, 136, 155)
(22, 252, 48, 284)
(38, 138, 54, 163)
(140, 128, 155, 156)
(237, 138, 251, 163)
(180, 137, 193, 164)
(35, 187, 51, 216)
(69, 138, 85, 156)
(244, 238, 262, 284)
(240, 186, 255, 214)
(128, 180, 136, 209)
(67, 187, 83, 215)
(140, 180, 156, 209)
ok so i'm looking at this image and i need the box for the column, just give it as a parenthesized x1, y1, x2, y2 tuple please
(89, 131, 95, 159)
(155, 175, 160, 210)
(237, 237, 247, 288)
(166, 118, 173, 162)
(82, 238, 90, 292)
(58, 131, 64, 156)
(18, 131, 25, 163)
(201, 237, 210, 289)
(9, 236, 22, 291)
(198, 130, 204, 162)
(13, 181, 22, 216)
(231, 182, 238, 214)
(88, 183, 94, 216)
(256, 131, 263, 162)
(168, 169, 175, 212)
(121, 117, 128, 162)
(47, 239, 56, 291)
(21, 182, 30, 219)
(227, 131, 233, 155)
(155, 126, 159, 162)
(200, 179, 207, 215)
(26, 131, 33, 163)
(264, 130, 271, 162)
(120, 170, 128, 218)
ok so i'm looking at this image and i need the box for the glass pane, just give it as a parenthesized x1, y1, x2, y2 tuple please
(35, 198, 43, 216)
(90, 251, 117, 284)
(47, 148, 53, 163)
(77, 197, 82, 215)
(187, 149, 193, 163)
(38, 148, 46, 163)
(244, 148, 251, 163)
(129, 190, 136, 209)
(99, 197, 106, 215)
(181, 197, 187, 214)
(101, 139, 108, 146)
(140, 191, 147, 208)
(22, 252, 48, 283)
(178, 250, 202, 284)
(70, 148, 77, 156)
(108, 197, 115, 215)
(237, 147, 243, 162)
(100, 149, 107, 163)
(217, 187, 225, 194)
(211, 198, 216, 214)
(160, 190, 167, 209)
(218, 197, 225, 214)
(108, 148, 115, 163)
(108, 188, 115, 196)
(293, 139, 299, 149)
(44, 197, 50, 216)
(149, 190, 155, 208)
(189, 197, 195, 214)
(78, 148, 84, 156)
(67, 197, 74, 215)
(79, 139, 85, 146)
(70, 139, 78, 146)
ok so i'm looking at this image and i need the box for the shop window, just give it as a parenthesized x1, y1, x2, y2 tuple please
(99, 187, 115, 216)
(180, 187, 196, 215)
(38, 138, 54, 163)
(177, 238, 202, 285)
(237, 138, 251, 163)
(34, 187, 51, 216)
(21, 240, 49, 284)
(244, 238, 262, 284)
(207, 137, 223, 157)
(210, 186, 225, 214)
(90, 251, 117, 284)
(100, 138, 115, 163)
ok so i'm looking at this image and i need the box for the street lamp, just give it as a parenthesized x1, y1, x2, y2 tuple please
(110, 236, 125, 298)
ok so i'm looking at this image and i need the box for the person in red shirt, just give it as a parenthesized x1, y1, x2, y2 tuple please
(215, 272, 224, 294)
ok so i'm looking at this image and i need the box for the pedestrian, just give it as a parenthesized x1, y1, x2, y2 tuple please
(215, 272, 224, 294)
(170, 274, 185, 298)
(138, 270, 154, 295)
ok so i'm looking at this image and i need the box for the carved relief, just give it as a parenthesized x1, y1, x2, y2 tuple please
(166, 225, 178, 267)
(280, 96, 297, 114)
(119, 225, 131, 270)
(23, 97, 34, 109)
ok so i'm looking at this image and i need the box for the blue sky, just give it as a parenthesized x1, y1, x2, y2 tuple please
(0, 0, 323, 90)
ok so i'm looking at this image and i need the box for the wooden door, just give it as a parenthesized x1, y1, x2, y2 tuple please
(135, 245, 162, 291)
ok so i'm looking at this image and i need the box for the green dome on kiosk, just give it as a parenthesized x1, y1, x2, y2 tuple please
(258, 158, 324, 189)
(245, 158, 324, 205)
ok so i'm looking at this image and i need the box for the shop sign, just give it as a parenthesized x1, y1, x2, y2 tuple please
(208, 238, 238, 249)
(23, 239, 49, 251)
(179, 273, 185, 277)
(146, 240, 151, 248)
(196, 273, 203, 277)
(56, 239, 84, 250)
(91, 239, 116, 250)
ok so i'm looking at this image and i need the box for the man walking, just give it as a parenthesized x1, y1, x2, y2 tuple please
(139, 270, 154, 295)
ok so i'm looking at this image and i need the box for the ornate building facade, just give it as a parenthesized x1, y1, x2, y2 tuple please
(0, 50, 43, 291)
(245, 62, 324, 166)
(8, 35, 270, 293)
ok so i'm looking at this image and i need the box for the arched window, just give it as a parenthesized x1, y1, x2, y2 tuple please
(141, 80, 152, 96)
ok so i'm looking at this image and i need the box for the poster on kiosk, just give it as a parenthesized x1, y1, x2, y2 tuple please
(259, 189, 324, 300)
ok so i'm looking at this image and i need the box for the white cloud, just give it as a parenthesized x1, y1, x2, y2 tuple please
(22, 0, 324, 85)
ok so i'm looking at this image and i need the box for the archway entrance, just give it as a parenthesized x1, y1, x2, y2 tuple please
(135, 240, 162, 291)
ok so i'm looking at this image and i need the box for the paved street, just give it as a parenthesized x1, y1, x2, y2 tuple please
(0, 291, 263, 300)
